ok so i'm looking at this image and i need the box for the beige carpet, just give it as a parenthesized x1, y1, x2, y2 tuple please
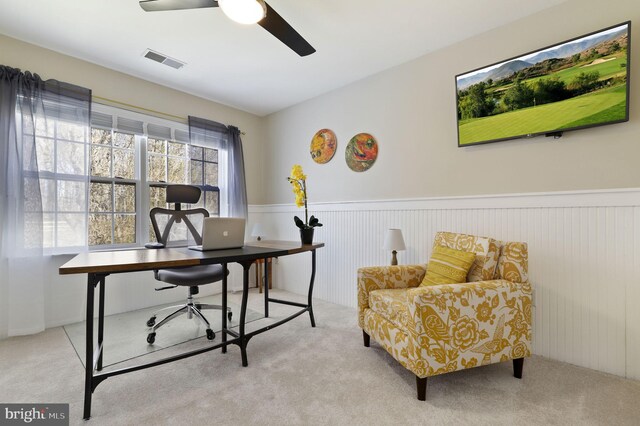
(1, 289, 639, 425)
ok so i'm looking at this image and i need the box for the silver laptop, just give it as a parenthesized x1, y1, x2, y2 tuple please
(189, 217, 246, 251)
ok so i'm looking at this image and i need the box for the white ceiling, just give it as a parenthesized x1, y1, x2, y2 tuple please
(0, 0, 569, 116)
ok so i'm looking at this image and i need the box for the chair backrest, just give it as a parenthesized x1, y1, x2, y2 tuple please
(150, 185, 209, 246)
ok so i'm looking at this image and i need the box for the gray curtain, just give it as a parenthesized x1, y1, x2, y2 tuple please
(188, 116, 248, 219)
(0, 65, 91, 338)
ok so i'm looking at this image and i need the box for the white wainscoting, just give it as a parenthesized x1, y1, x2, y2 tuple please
(248, 188, 640, 380)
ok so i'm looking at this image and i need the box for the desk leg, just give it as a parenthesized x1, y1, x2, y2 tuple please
(239, 261, 251, 367)
(96, 276, 105, 371)
(221, 263, 228, 354)
(83, 274, 96, 420)
(263, 258, 269, 318)
(308, 250, 317, 328)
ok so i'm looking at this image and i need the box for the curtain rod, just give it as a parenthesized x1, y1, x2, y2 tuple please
(92, 95, 246, 135)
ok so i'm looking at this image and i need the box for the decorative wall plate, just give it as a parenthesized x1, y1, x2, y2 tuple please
(345, 133, 378, 172)
(310, 129, 337, 164)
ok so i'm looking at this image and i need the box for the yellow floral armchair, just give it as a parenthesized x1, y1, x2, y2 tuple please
(358, 232, 532, 400)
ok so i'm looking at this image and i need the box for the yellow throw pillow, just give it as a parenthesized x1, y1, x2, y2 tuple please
(421, 246, 476, 287)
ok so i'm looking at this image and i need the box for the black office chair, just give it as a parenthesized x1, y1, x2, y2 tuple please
(145, 184, 231, 344)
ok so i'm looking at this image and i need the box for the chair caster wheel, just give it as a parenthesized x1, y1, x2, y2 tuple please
(146, 316, 156, 327)
(227, 311, 233, 322)
(147, 333, 156, 344)
(206, 329, 215, 340)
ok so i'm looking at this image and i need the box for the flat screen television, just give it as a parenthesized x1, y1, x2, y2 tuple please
(456, 21, 630, 147)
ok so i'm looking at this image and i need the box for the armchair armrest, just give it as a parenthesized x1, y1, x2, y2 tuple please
(405, 280, 532, 377)
(357, 264, 426, 328)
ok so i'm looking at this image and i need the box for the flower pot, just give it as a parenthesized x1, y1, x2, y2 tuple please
(300, 228, 314, 245)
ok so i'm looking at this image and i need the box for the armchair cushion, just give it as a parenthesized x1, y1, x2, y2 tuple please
(357, 265, 427, 329)
(421, 245, 476, 287)
(369, 289, 412, 330)
(434, 232, 501, 282)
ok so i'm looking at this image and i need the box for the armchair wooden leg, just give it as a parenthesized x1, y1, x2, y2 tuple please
(363, 330, 370, 347)
(416, 376, 427, 401)
(513, 357, 524, 379)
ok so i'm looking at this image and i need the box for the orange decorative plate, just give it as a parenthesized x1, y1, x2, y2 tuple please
(310, 129, 337, 164)
(345, 133, 378, 172)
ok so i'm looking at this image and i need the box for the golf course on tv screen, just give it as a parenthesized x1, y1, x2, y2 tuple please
(456, 22, 630, 147)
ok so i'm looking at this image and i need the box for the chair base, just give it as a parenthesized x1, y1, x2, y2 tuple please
(363, 330, 370, 347)
(146, 296, 232, 344)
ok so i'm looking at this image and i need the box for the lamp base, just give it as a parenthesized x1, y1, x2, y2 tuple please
(391, 250, 398, 266)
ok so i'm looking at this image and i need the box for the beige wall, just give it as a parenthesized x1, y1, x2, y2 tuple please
(0, 34, 267, 204)
(263, 0, 640, 204)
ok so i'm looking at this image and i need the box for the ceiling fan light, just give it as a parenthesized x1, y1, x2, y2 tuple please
(218, 0, 267, 25)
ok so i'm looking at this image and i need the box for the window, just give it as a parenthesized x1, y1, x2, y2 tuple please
(87, 105, 222, 248)
(88, 128, 137, 246)
(21, 109, 90, 250)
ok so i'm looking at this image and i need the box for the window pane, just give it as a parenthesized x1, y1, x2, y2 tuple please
(168, 157, 187, 184)
(91, 145, 111, 177)
(115, 184, 135, 212)
(40, 178, 55, 212)
(205, 191, 219, 215)
(35, 116, 54, 137)
(190, 160, 203, 185)
(149, 186, 166, 209)
(168, 141, 186, 157)
(113, 148, 134, 179)
(114, 132, 134, 149)
(90, 182, 113, 212)
(205, 148, 218, 163)
(147, 138, 166, 154)
(205, 162, 218, 186)
(92, 128, 111, 145)
(190, 146, 203, 160)
(114, 214, 136, 244)
(57, 141, 86, 175)
(35, 137, 54, 173)
(57, 121, 86, 142)
(23, 177, 42, 213)
(58, 213, 86, 247)
(58, 180, 86, 212)
(168, 221, 188, 243)
(148, 154, 166, 182)
(89, 214, 112, 246)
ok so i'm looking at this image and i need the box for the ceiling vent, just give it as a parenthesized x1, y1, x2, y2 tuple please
(142, 49, 186, 70)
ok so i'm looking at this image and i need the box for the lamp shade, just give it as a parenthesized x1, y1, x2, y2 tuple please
(251, 223, 265, 238)
(383, 229, 406, 251)
(219, 0, 266, 24)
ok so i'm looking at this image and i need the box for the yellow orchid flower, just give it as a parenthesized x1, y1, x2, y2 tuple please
(290, 164, 306, 181)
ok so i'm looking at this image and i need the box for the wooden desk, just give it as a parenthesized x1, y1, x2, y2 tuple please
(59, 240, 324, 420)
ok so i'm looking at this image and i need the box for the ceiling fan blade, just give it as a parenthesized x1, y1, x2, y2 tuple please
(258, 2, 315, 57)
(139, 0, 219, 12)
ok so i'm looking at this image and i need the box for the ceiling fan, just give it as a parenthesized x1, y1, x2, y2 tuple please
(139, 0, 316, 57)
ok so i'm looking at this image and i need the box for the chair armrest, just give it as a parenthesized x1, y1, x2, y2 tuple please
(357, 264, 426, 328)
(144, 242, 165, 249)
(405, 280, 532, 376)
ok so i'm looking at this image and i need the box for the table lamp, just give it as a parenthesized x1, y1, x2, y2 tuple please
(383, 229, 406, 265)
(251, 223, 265, 241)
